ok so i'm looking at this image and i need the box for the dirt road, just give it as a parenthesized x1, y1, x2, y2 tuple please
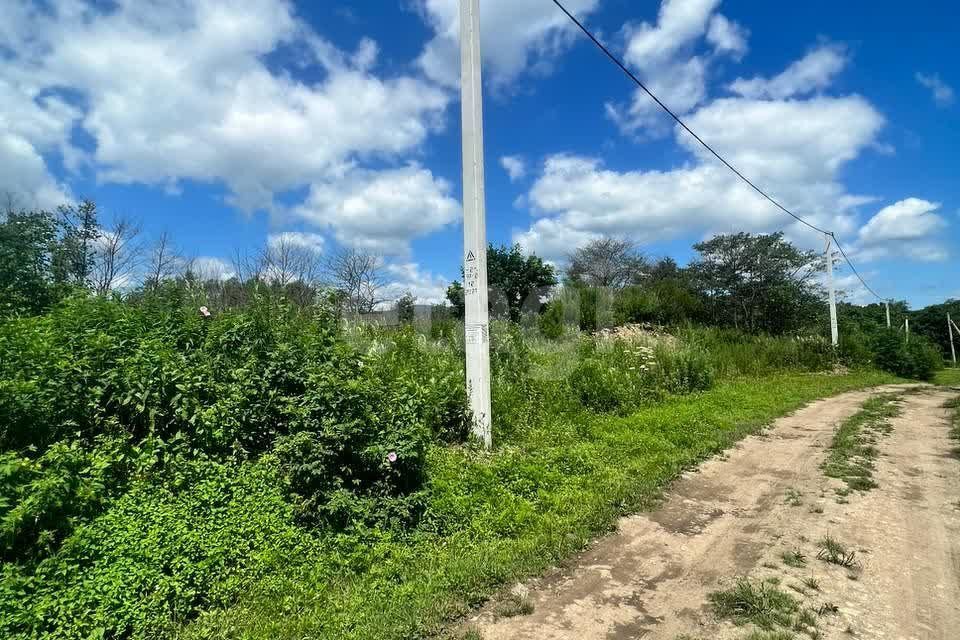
(470, 385, 960, 639)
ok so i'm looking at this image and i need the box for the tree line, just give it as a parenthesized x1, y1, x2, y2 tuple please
(446, 233, 829, 336)
(3, 198, 955, 358)
(1, 200, 395, 317)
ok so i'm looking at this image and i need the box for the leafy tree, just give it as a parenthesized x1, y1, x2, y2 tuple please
(909, 298, 960, 359)
(0, 200, 102, 315)
(0, 210, 60, 314)
(566, 237, 646, 289)
(688, 232, 823, 334)
(446, 244, 557, 322)
(538, 300, 564, 339)
(396, 293, 416, 324)
(445, 281, 465, 320)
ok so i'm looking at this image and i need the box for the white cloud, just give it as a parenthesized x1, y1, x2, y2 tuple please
(191, 256, 236, 281)
(854, 198, 949, 263)
(415, 0, 600, 89)
(608, 0, 747, 134)
(706, 14, 748, 59)
(831, 272, 875, 305)
(267, 231, 326, 253)
(729, 44, 847, 99)
(915, 72, 955, 107)
(0, 0, 451, 251)
(381, 262, 449, 305)
(623, 0, 720, 67)
(294, 165, 460, 254)
(500, 155, 527, 181)
(518, 88, 884, 260)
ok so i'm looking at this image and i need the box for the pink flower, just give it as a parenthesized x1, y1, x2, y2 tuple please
(199, 306, 211, 317)
(387, 451, 398, 463)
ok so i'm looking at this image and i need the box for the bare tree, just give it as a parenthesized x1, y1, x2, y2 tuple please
(145, 230, 181, 288)
(324, 247, 386, 314)
(231, 247, 264, 284)
(260, 236, 322, 288)
(91, 216, 143, 294)
(566, 237, 647, 289)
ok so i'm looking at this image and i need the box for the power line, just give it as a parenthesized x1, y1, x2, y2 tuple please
(832, 235, 884, 301)
(549, 0, 885, 301)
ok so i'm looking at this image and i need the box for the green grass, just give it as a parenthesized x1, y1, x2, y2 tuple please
(822, 393, 902, 492)
(945, 395, 960, 459)
(934, 367, 960, 387)
(184, 369, 895, 639)
(781, 549, 807, 568)
(816, 536, 859, 569)
(709, 578, 800, 629)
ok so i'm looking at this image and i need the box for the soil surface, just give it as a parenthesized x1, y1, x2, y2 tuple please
(469, 384, 960, 640)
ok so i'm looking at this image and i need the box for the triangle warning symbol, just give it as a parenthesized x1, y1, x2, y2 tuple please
(466, 250, 476, 262)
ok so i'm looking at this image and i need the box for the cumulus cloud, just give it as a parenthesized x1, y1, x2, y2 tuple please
(191, 256, 237, 281)
(293, 165, 460, 254)
(915, 72, 955, 107)
(500, 155, 527, 181)
(518, 89, 884, 260)
(729, 44, 848, 99)
(706, 14, 748, 59)
(267, 231, 326, 254)
(1, 0, 454, 249)
(414, 0, 600, 89)
(855, 198, 949, 262)
(381, 262, 450, 305)
(607, 0, 747, 134)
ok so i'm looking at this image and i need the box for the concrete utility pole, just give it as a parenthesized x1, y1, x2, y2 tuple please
(459, 0, 492, 448)
(825, 234, 839, 347)
(905, 317, 910, 343)
(885, 301, 891, 328)
(949, 313, 957, 366)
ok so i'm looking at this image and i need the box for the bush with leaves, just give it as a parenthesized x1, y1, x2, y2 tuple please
(538, 300, 565, 339)
(871, 329, 942, 381)
(568, 338, 713, 413)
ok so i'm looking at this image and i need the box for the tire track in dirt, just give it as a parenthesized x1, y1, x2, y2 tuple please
(469, 384, 959, 640)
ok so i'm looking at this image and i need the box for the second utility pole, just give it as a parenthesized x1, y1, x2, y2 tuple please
(826, 234, 839, 347)
(949, 312, 957, 366)
(460, 0, 492, 448)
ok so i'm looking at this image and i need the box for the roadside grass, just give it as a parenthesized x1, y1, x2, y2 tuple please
(945, 395, 960, 459)
(934, 367, 960, 388)
(185, 370, 895, 640)
(821, 393, 902, 492)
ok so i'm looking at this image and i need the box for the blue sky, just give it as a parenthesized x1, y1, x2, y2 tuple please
(2, 0, 957, 306)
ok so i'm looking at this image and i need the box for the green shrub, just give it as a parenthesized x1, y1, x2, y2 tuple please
(613, 286, 658, 325)
(567, 339, 713, 413)
(871, 329, 941, 381)
(1, 459, 316, 639)
(654, 346, 714, 394)
(0, 435, 138, 561)
(538, 300, 565, 339)
(568, 357, 625, 412)
(578, 288, 599, 332)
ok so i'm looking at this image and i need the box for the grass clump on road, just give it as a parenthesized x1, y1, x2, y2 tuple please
(709, 578, 799, 630)
(781, 549, 807, 568)
(817, 537, 859, 569)
(822, 393, 902, 492)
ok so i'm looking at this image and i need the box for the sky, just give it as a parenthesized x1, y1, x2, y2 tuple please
(2, 0, 957, 307)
